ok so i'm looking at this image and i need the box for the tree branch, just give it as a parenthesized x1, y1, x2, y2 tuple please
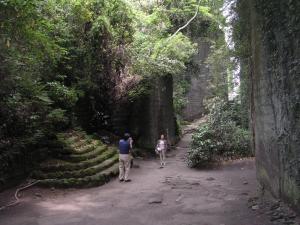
(167, 0, 201, 41)
(0, 180, 40, 211)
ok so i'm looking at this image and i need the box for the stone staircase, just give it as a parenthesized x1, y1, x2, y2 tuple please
(32, 130, 119, 188)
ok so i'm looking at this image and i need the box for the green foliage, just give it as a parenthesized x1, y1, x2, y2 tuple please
(47, 82, 78, 109)
(206, 42, 233, 100)
(187, 97, 251, 168)
(163, 0, 225, 35)
(0, 0, 238, 185)
(0, 0, 134, 185)
(173, 79, 190, 114)
(127, 79, 151, 100)
(187, 123, 214, 165)
(129, 6, 197, 78)
(127, 0, 226, 117)
(46, 109, 69, 129)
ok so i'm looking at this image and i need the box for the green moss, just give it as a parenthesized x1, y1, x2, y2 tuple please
(39, 163, 119, 188)
(34, 130, 119, 188)
(38, 149, 117, 172)
(283, 177, 300, 206)
(257, 166, 271, 188)
(36, 155, 118, 179)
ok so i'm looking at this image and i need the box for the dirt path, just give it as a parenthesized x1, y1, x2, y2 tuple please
(0, 128, 283, 225)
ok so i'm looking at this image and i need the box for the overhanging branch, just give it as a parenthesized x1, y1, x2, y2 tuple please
(167, 0, 201, 41)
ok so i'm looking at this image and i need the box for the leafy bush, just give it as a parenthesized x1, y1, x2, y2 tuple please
(186, 98, 251, 168)
(47, 82, 78, 109)
(46, 108, 70, 130)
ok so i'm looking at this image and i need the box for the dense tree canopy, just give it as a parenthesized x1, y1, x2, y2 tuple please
(0, 0, 242, 186)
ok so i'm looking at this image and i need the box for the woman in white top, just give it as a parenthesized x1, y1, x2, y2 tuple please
(156, 134, 168, 168)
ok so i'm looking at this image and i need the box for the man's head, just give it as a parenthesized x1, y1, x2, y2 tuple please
(124, 133, 130, 141)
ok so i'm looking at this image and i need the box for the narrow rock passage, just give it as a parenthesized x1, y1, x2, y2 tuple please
(0, 124, 277, 225)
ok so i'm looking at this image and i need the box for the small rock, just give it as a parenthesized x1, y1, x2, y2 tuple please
(240, 192, 249, 196)
(243, 181, 248, 185)
(270, 214, 284, 221)
(176, 195, 183, 202)
(287, 214, 296, 219)
(271, 203, 280, 210)
(35, 193, 42, 198)
(148, 195, 163, 204)
(252, 205, 260, 210)
(51, 187, 55, 191)
(135, 156, 143, 159)
(148, 199, 162, 204)
(283, 220, 295, 225)
(206, 177, 215, 181)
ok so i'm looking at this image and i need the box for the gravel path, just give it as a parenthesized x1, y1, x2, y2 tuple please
(0, 127, 293, 225)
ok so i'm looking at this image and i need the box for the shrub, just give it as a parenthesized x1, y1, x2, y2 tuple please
(46, 108, 69, 130)
(187, 124, 214, 167)
(186, 98, 251, 168)
(47, 82, 78, 109)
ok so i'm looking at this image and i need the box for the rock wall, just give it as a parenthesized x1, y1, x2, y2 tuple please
(245, 0, 300, 210)
(182, 39, 211, 121)
(112, 75, 177, 149)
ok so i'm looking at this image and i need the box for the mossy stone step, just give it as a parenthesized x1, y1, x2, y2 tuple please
(39, 163, 119, 188)
(70, 138, 102, 151)
(71, 140, 103, 155)
(68, 138, 90, 149)
(34, 129, 120, 188)
(58, 145, 107, 162)
(59, 133, 92, 146)
(61, 142, 96, 155)
(58, 132, 86, 144)
(57, 139, 104, 156)
(39, 148, 118, 172)
(34, 155, 119, 180)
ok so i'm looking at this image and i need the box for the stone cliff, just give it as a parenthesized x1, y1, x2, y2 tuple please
(238, 0, 300, 210)
(182, 38, 211, 121)
(112, 75, 177, 149)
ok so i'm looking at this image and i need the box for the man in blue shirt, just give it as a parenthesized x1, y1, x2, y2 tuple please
(119, 133, 131, 182)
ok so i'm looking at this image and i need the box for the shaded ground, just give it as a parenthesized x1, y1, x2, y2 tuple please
(0, 125, 298, 225)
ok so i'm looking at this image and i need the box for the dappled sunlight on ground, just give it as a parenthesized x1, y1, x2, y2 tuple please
(0, 129, 297, 225)
(38, 201, 81, 212)
(37, 194, 107, 212)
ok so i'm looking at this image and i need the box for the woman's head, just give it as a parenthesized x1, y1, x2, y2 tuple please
(160, 134, 165, 139)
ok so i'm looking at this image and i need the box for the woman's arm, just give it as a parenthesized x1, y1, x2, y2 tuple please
(129, 137, 133, 149)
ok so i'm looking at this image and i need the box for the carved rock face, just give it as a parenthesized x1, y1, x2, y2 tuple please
(112, 75, 176, 149)
(241, 0, 300, 210)
(182, 39, 211, 121)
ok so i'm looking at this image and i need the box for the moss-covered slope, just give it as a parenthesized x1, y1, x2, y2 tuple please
(32, 130, 119, 188)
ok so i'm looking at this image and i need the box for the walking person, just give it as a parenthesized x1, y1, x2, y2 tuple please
(119, 133, 131, 182)
(128, 134, 134, 168)
(155, 134, 168, 168)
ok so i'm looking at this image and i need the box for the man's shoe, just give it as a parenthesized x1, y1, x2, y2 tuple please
(119, 179, 124, 182)
(124, 179, 131, 182)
